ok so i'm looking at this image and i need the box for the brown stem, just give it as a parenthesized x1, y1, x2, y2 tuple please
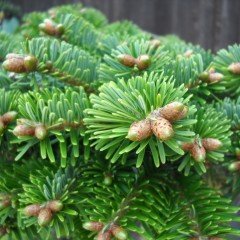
(46, 121, 84, 131)
(39, 65, 96, 93)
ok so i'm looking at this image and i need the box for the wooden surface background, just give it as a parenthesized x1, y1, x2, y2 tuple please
(11, 0, 240, 52)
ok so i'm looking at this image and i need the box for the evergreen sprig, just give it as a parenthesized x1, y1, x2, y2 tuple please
(178, 107, 232, 175)
(85, 72, 196, 167)
(212, 44, 240, 96)
(19, 166, 80, 238)
(12, 87, 90, 166)
(0, 2, 239, 240)
(99, 39, 170, 83)
(163, 53, 224, 103)
(56, 14, 99, 53)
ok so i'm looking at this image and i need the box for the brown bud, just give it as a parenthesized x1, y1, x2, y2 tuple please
(97, 231, 112, 240)
(160, 102, 188, 122)
(2, 57, 25, 73)
(35, 125, 47, 140)
(0, 195, 11, 210)
(228, 62, 240, 74)
(181, 142, 194, 152)
(39, 19, 53, 33)
(150, 39, 161, 48)
(46, 200, 63, 213)
(199, 71, 209, 81)
(208, 72, 223, 83)
(2, 111, 18, 125)
(136, 54, 151, 70)
(24, 55, 38, 71)
(117, 54, 136, 67)
(13, 125, 35, 137)
(209, 67, 215, 73)
(111, 225, 128, 240)
(24, 204, 41, 217)
(45, 61, 53, 70)
(229, 162, 240, 172)
(184, 49, 193, 58)
(38, 208, 53, 226)
(83, 222, 104, 232)
(3, 54, 37, 73)
(56, 24, 64, 35)
(178, 106, 188, 120)
(39, 19, 64, 37)
(151, 117, 174, 141)
(202, 138, 222, 151)
(127, 119, 152, 141)
(190, 144, 206, 162)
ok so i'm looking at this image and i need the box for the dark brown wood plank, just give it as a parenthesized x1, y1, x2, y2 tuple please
(10, 0, 240, 51)
(213, 0, 240, 52)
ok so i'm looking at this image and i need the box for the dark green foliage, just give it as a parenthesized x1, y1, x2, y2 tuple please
(0, 2, 239, 240)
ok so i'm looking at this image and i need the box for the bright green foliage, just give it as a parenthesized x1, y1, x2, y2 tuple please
(19, 166, 80, 238)
(56, 14, 99, 53)
(212, 44, 240, 96)
(103, 20, 143, 37)
(0, 3, 239, 240)
(0, 33, 22, 61)
(12, 87, 90, 166)
(0, 89, 19, 117)
(163, 54, 224, 103)
(85, 72, 196, 167)
(77, 7, 108, 28)
(19, 12, 47, 38)
(163, 39, 213, 66)
(27, 37, 100, 90)
(177, 107, 232, 175)
(99, 39, 169, 83)
(99, 32, 151, 56)
(0, 161, 45, 240)
(216, 97, 240, 135)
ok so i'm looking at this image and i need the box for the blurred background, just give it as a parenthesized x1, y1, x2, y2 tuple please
(2, 0, 240, 51)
